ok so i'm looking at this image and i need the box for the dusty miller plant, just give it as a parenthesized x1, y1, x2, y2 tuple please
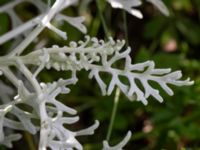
(0, 0, 194, 150)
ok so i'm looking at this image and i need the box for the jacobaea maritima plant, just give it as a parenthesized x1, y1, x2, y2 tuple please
(0, 0, 194, 150)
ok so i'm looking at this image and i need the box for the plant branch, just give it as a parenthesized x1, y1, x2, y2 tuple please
(106, 87, 120, 141)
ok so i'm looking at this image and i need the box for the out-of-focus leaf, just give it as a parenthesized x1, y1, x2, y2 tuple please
(176, 17, 200, 45)
(0, 0, 7, 6)
(143, 17, 167, 39)
(194, 0, 200, 16)
(0, 14, 9, 35)
(114, 114, 128, 130)
(172, 0, 192, 11)
(152, 109, 174, 124)
(135, 47, 151, 62)
(181, 124, 200, 140)
(152, 53, 182, 69)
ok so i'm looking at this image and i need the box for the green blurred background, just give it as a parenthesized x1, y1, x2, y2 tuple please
(0, 0, 200, 149)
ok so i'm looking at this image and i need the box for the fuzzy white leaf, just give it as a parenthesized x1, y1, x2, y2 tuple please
(102, 131, 132, 150)
(106, 0, 143, 18)
(0, 134, 22, 148)
(56, 14, 87, 34)
(21, 37, 193, 105)
(147, 0, 169, 16)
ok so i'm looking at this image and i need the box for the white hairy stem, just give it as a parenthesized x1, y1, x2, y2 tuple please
(15, 58, 50, 150)
(0, 0, 78, 45)
(7, 0, 66, 57)
(0, 0, 22, 13)
(0, 67, 22, 88)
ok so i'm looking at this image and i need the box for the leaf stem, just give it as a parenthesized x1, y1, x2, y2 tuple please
(96, 1, 121, 140)
(123, 11, 129, 46)
(106, 87, 121, 141)
(7, 0, 67, 57)
(96, 0, 109, 39)
(24, 132, 36, 150)
(106, 11, 129, 142)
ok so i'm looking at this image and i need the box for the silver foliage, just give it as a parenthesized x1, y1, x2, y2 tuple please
(103, 131, 132, 150)
(106, 0, 169, 18)
(22, 36, 193, 105)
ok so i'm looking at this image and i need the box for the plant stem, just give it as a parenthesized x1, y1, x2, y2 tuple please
(106, 87, 121, 141)
(96, 0, 109, 39)
(8, 0, 66, 57)
(96, 0, 117, 141)
(24, 132, 36, 150)
(106, 11, 129, 142)
(123, 11, 129, 46)
(16, 56, 49, 150)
